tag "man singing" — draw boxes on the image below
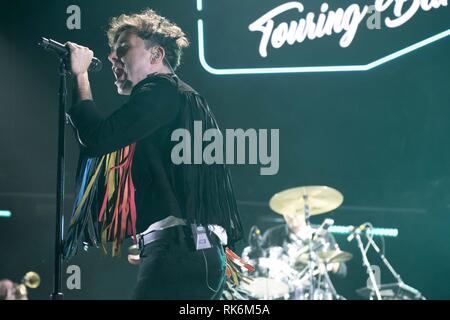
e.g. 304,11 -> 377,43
63,9 -> 244,300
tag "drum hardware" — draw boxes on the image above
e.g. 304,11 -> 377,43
356,282 -> 425,300
240,253 -> 298,300
269,185 -> 344,299
233,185 -> 425,300
255,185 -> 347,300
303,193 -> 315,299
288,251 -> 344,300
269,186 -> 344,300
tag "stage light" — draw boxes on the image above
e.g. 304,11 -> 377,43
0,210 -> 12,218
328,225 -> 399,237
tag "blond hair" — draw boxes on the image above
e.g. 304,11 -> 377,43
107,9 -> 189,70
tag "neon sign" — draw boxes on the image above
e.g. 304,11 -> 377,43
249,2 -> 369,57
249,0 -> 448,57
196,0 -> 449,74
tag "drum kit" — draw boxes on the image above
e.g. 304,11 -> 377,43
228,185 -> 425,300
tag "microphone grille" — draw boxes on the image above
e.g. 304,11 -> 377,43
89,58 -> 103,72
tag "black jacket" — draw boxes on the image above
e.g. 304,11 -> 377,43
64,73 -> 243,259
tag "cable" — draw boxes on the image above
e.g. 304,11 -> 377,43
202,249 -> 219,293
164,56 -> 177,76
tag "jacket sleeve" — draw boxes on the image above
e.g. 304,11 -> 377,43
67,79 -> 180,157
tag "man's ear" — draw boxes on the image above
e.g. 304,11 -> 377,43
150,46 -> 165,64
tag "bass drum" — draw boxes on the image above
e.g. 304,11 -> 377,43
239,277 -> 291,300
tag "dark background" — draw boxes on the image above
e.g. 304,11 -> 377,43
0,0 -> 449,299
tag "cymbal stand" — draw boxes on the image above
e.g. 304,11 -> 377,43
320,263 -> 340,299
303,194 -> 316,300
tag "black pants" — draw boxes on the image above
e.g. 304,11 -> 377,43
132,226 -> 226,300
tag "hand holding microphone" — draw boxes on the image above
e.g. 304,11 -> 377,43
65,42 -> 95,76
39,37 -> 102,73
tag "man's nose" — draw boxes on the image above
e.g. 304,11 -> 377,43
108,50 -> 118,64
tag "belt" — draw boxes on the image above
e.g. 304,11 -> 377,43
137,225 -> 186,250
137,224 -> 221,251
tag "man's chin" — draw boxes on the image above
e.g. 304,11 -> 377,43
116,80 -> 133,96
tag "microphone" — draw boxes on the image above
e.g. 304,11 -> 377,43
347,223 -> 368,242
39,37 -> 102,72
248,225 -> 263,247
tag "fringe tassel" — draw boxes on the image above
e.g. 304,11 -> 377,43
182,93 -> 244,246
98,143 -> 138,256
64,144 -> 138,260
225,247 -> 255,287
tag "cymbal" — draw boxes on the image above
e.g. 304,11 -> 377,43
296,250 -> 353,265
269,186 -> 343,216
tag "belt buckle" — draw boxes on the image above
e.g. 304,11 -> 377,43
127,238 -> 142,266
138,234 -> 145,251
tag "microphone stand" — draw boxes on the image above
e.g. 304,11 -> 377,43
364,229 -> 425,300
50,58 -> 68,300
40,37 -> 102,300
353,231 -> 382,300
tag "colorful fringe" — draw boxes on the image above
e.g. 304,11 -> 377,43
64,144 -> 138,259
99,143 -> 138,256
225,247 -> 255,287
